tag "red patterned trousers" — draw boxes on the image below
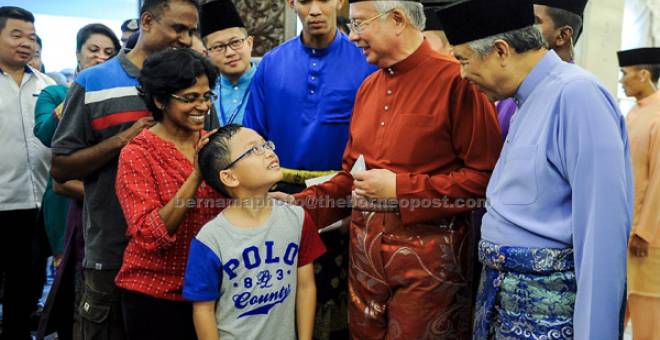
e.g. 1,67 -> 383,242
348,211 -> 476,339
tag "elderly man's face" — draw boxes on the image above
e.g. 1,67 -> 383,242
452,43 -> 506,100
348,2 -> 394,67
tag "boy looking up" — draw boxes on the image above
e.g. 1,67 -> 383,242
183,125 -> 325,340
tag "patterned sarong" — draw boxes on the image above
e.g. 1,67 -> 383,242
473,240 -> 576,339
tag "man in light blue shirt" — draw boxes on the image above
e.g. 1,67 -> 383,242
439,0 -> 632,339
200,0 -> 256,127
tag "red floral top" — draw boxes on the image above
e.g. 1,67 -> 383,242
115,129 -> 224,301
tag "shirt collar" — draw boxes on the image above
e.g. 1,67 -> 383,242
220,61 -> 257,88
638,89 -> 660,107
514,50 -> 562,107
0,64 -> 33,76
118,49 -> 141,78
297,29 -> 342,57
383,40 -> 433,76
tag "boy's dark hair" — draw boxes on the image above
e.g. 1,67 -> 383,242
138,48 -> 219,121
140,0 -> 200,19
35,34 -> 42,48
199,124 -> 243,197
76,23 -> 121,54
637,64 -> 660,84
0,6 -> 34,33
545,6 -> 584,43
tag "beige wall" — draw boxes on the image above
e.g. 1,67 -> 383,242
574,0 -> 625,96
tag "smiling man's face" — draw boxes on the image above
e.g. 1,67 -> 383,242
452,43 -> 509,101
0,18 -> 36,70
206,27 -> 253,80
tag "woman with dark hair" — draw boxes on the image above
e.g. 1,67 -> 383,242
114,48 -> 223,340
34,22 -> 119,340
74,23 -> 121,72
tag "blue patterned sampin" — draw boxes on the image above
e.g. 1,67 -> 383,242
473,240 -> 576,339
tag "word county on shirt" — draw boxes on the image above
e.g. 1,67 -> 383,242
223,241 -> 299,318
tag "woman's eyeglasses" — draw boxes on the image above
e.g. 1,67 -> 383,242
170,91 -> 218,105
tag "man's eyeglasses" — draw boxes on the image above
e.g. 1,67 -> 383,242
223,141 -> 276,170
347,9 -> 393,34
208,37 -> 247,54
170,91 -> 218,105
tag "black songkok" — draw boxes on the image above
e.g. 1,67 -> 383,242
533,0 -> 588,17
617,48 -> 660,67
423,2 -> 445,31
437,0 -> 535,46
200,0 -> 245,38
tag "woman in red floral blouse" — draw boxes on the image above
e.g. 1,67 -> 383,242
115,48 -> 223,340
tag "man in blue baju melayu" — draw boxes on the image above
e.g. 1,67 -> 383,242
437,0 -> 633,339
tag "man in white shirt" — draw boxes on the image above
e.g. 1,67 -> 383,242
0,6 -> 54,340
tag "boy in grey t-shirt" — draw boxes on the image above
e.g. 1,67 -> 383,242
183,125 -> 325,340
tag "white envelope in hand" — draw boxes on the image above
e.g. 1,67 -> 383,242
306,155 -> 367,233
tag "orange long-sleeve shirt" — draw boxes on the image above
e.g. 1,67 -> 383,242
296,41 -> 502,227
627,90 -> 660,247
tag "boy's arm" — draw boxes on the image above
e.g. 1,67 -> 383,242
193,301 -> 220,340
296,263 -> 316,340
184,237 -> 223,339
295,210 -> 326,340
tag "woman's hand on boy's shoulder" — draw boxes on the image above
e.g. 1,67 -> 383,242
192,129 -> 218,180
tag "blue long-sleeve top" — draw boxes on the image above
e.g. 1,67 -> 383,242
243,30 -> 377,171
213,61 -> 257,126
482,51 -> 633,339
34,84 -> 67,146
33,83 -> 69,253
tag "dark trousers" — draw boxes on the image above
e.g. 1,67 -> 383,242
0,209 -> 39,340
37,200 -> 85,340
121,290 -> 196,340
79,269 -> 125,340
32,209 -> 51,313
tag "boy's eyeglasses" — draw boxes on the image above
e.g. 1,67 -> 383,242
170,91 -> 218,105
208,37 -> 248,54
223,141 -> 276,170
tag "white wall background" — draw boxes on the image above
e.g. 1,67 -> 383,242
3,0 -> 139,73
34,15 -> 124,72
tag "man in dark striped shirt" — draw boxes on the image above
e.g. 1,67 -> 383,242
51,1 -> 199,338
